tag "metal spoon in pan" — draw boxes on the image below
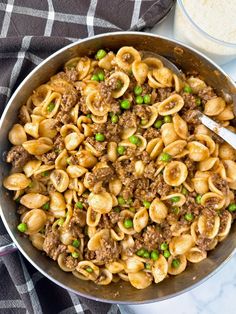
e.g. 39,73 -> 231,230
142,51 -> 236,150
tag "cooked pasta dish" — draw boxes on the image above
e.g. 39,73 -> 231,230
3,47 -> 236,289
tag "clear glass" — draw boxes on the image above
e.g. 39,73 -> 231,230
174,0 -> 236,65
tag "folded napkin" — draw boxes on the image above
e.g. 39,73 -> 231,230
0,1 -> 174,313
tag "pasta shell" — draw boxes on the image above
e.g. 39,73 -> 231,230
23,160 -> 42,177
163,161 -> 188,186
143,57 -> 163,70
116,46 -> 141,72
20,193 -> 49,209
106,261 -> 124,274
60,231 -> 74,245
108,71 -> 130,98
218,211 -> 232,241
173,114 -> 188,139
204,97 -> 226,116
151,254 -> 168,284
186,247 -> 207,263
109,179 -> 122,196
76,150 -> 97,168
173,74 -> 183,93
39,119 -> 57,138
140,106 -> 158,129
98,51 -> 115,70
107,142 -> 118,162
168,255 -> 187,275
162,193 -> 186,206
157,94 -> 184,116
216,105 -> 234,121
32,84 -> 52,107
169,234 -> 194,256
86,207 -> 101,227
153,67 -> 173,87
87,229 -> 110,250
86,90 -> 110,116
161,123 -> 179,146
187,77 -> 206,93
195,134 -> 215,155
96,269 -> 113,285
128,271 -> 152,289
50,170 -> 69,192
55,149 -> 68,170
22,209 -> 47,235
146,138 -> 163,160
133,208 -> 149,233
121,127 -> 137,140
198,157 -> 219,171
223,160 -> 236,182
163,140 -> 187,157
41,92 -> 61,118
58,253 -> 77,272
198,215 -> 220,239
132,60 -> 148,85
76,57 -> 91,80
149,198 -> 168,223
125,257 -> 144,273
134,160 -> 145,177
192,177 -> 209,194
50,191 -> 66,218
88,192 -> 113,214
22,137 -> 53,155
219,143 -> 236,160
76,261 -> 99,281
64,132 -> 84,151
30,233 -> 45,250
118,210 -> 136,235
8,124 -> 27,145
147,71 -> 165,88
200,192 -> 225,210
3,173 -> 30,191
187,141 -> 209,161
66,165 -> 88,178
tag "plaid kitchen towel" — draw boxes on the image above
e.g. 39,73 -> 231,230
0,0 -> 175,313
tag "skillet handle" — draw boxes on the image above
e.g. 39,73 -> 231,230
0,242 -> 18,257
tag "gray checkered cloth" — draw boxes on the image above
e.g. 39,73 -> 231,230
0,0 -> 174,313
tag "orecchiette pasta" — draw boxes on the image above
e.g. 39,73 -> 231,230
4,46 -> 236,290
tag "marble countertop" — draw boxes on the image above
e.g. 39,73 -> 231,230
119,7 -> 236,314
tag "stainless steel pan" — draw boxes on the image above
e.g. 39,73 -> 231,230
1,32 -> 236,304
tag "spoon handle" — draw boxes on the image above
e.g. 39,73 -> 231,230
199,113 -> 236,150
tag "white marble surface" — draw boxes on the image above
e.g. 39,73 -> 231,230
119,7 -> 236,314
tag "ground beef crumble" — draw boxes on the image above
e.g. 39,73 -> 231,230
6,145 -> 31,168
43,231 -> 66,260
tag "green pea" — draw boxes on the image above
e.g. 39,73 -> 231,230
96,49 -> 107,60
57,218 -> 64,226
163,250 -> 171,258
126,198 -> 133,205
129,135 -> 140,145
118,196 -> 125,206
181,187 -> 188,196
28,182 -> 33,188
143,251 -> 150,259
86,113 -> 92,118
143,200 -> 151,209
145,263 -> 151,270
86,266 -> 93,273
76,202 -> 83,209
196,195 -> 202,204
117,145 -> 126,155
160,243 -> 168,251
141,119 -> 148,125
171,196 -> 181,203
135,95 -> 143,104
42,202 -> 50,210
172,206 -> 180,215
123,218 -> 133,229
134,85 -> 143,96
17,223 -> 27,233
111,115 -> 119,123
129,207 -> 136,213
72,239 -> 80,248
184,213 -> 194,222
91,74 -> 99,81
136,248 -> 145,257
47,102 -> 55,112
195,97 -> 201,106
228,203 -> 236,212
172,258 -> 180,268
95,133 -> 105,142
66,158 -> 71,165
143,94 -> 151,104
42,171 -> 49,177
154,120 -> 163,129
120,99 -> 131,109
164,115 -> 172,123
15,197 -> 21,203
183,85 -> 193,93
160,152 -> 172,162
98,71 -> 105,81
113,207 -> 121,213
71,252 -> 79,258
151,250 -> 159,261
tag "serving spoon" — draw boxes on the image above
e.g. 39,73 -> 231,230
142,51 -> 236,150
